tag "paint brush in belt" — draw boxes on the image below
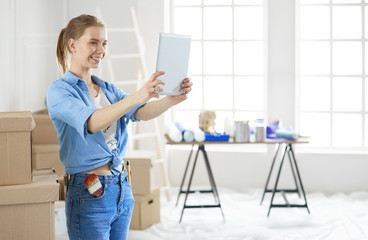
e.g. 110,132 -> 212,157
84,173 -> 102,197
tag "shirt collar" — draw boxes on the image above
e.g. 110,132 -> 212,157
62,71 -> 82,86
91,75 -> 107,91
62,71 -> 107,91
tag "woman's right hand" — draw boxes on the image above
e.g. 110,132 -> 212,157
131,71 -> 165,105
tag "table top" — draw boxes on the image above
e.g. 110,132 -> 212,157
164,134 -> 309,145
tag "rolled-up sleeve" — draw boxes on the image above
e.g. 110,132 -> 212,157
47,85 -> 97,142
111,83 -> 146,124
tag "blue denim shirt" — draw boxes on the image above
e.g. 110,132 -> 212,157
46,71 -> 144,175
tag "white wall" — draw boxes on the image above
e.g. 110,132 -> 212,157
267,0 -> 295,128
1,0 -> 63,112
168,145 -> 368,194
0,0 -> 16,111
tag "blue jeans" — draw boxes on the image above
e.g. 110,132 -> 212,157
65,170 -> 134,240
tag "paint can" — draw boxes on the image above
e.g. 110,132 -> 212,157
255,126 -> 265,142
234,121 -> 250,142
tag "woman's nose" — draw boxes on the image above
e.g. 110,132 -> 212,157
96,44 -> 105,53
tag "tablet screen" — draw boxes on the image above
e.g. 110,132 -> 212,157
155,33 -> 191,95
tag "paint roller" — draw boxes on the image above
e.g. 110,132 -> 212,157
275,129 -> 299,140
175,122 -> 194,142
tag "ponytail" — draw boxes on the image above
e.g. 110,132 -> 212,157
56,28 -> 67,74
56,14 -> 105,75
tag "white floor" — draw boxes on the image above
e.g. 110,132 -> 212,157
55,188 -> 368,240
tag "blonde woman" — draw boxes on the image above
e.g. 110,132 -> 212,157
47,14 -> 192,240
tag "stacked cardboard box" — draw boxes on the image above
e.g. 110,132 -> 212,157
125,150 -> 161,230
130,188 -> 160,230
0,112 -> 59,239
0,169 -> 59,240
32,111 -> 65,200
0,111 -> 35,185
32,144 -> 63,175
31,111 -> 58,145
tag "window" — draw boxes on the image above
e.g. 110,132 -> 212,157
297,0 -> 368,148
169,0 -> 266,132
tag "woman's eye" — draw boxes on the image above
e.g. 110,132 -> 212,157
91,42 -> 97,45
103,42 -> 107,46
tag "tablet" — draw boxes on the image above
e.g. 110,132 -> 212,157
155,33 -> 191,95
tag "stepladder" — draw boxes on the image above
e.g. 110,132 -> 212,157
96,7 -> 171,201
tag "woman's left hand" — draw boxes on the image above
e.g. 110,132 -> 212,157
166,77 -> 193,106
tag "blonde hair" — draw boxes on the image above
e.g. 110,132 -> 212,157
56,14 -> 105,74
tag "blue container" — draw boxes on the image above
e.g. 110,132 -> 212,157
205,133 -> 230,141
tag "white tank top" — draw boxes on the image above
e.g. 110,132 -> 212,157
92,88 -> 118,151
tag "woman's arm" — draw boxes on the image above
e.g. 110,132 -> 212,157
87,96 -> 136,133
87,72 -> 166,133
134,77 -> 193,121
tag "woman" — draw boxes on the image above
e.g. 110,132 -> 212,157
46,14 -> 192,240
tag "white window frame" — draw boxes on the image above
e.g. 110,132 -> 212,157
296,0 -> 368,151
167,0 -> 268,136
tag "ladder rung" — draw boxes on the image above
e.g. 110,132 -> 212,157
107,28 -> 135,33
110,53 -> 141,59
160,186 -> 170,191
153,158 -> 165,164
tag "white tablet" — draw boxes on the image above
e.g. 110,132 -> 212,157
155,33 -> 191,95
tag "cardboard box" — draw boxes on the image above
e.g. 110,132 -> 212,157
32,144 -> 64,177
130,188 -> 160,230
0,111 -> 35,185
32,112 -> 58,145
0,169 -> 59,240
31,168 -> 65,200
125,150 -> 158,195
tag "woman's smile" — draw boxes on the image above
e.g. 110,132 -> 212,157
90,55 -> 102,64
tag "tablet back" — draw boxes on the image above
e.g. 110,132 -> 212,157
155,33 -> 191,95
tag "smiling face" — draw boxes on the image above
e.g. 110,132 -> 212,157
68,26 -> 107,72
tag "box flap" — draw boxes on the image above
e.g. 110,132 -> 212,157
33,112 -> 52,123
32,168 -> 56,177
0,170 -> 59,205
0,111 -> 36,132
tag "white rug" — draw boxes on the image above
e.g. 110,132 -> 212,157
56,188 -> 368,240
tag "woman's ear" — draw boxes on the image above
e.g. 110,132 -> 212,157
68,38 -> 76,53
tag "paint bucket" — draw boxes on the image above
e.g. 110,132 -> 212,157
234,121 -> 250,142
255,126 -> 265,142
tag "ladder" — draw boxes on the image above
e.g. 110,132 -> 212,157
96,7 -> 171,201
